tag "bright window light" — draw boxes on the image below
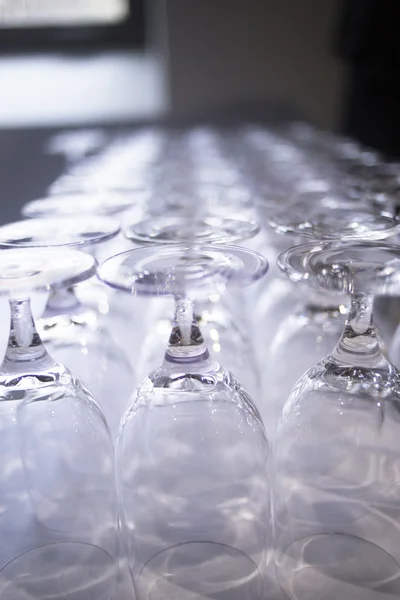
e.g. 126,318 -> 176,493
0,0 -> 130,28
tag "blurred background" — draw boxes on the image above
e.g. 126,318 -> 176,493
0,0 -> 397,223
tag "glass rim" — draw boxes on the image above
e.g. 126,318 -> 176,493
0,216 -> 120,249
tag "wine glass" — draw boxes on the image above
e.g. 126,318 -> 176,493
123,212 -> 260,246
274,240 -> 400,600
123,214 -> 262,400
21,192 -> 141,221
0,247 -> 119,600
257,201 -> 400,437
98,244 -> 270,600
0,217 -> 136,438
47,128 -> 162,197
21,192 -> 146,259
20,193 -> 151,352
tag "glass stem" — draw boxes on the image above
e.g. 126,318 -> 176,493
0,297 -> 55,372
163,296 -> 213,367
330,292 -> 387,368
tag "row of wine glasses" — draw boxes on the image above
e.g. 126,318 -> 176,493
0,241 -> 269,600
1,121 -> 400,600
237,124 -> 400,599
0,122 -> 272,597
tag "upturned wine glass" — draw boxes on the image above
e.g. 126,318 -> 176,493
20,194 -> 151,360
21,192 -> 145,259
21,192 -> 140,221
0,247 -> 119,600
0,217 -> 135,438
257,201 -> 400,436
98,244 -> 270,600
47,128 -> 162,197
274,240 -> 400,600
123,214 -> 262,400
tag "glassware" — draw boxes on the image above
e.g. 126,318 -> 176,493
0,247 -> 118,600
268,198 -> 399,241
274,240 -> 400,600
47,129 -> 162,197
123,213 -> 260,246
256,201 -> 400,437
21,192 -> 145,258
0,217 -> 135,438
98,244 -> 270,600
21,192 -> 140,220
123,215 -> 262,400
20,192 -> 148,330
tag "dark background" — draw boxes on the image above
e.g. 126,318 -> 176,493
0,0 -> 397,224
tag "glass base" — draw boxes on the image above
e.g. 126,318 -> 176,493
0,542 -> 116,600
269,202 -> 399,241
98,245 -> 268,297
0,248 -> 95,294
281,241 -> 400,296
277,533 -> 400,600
0,216 -> 119,249
124,215 -> 259,245
136,542 -> 262,600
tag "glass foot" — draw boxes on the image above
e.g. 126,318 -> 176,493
278,533 -> 400,600
137,542 -> 262,600
22,193 -> 134,219
280,241 -> 400,296
268,201 -> 399,241
98,245 -> 268,298
0,542 -> 116,600
0,216 -> 119,249
0,248 -> 95,294
123,215 -> 259,245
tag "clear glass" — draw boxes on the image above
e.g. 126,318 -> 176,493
123,213 -> 260,246
136,293 -> 261,401
274,241 -> 400,600
98,245 -> 270,600
39,286 -> 135,437
48,165 -> 148,196
46,128 -> 162,197
0,217 -> 136,438
254,202 -> 399,438
261,290 -> 347,437
0,248 -> 119,600
123,215 -> 262,399
0,216 -> 120,249
21,193 -> 141,257
22,192 -> 138,220
267,200 -> 400,241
